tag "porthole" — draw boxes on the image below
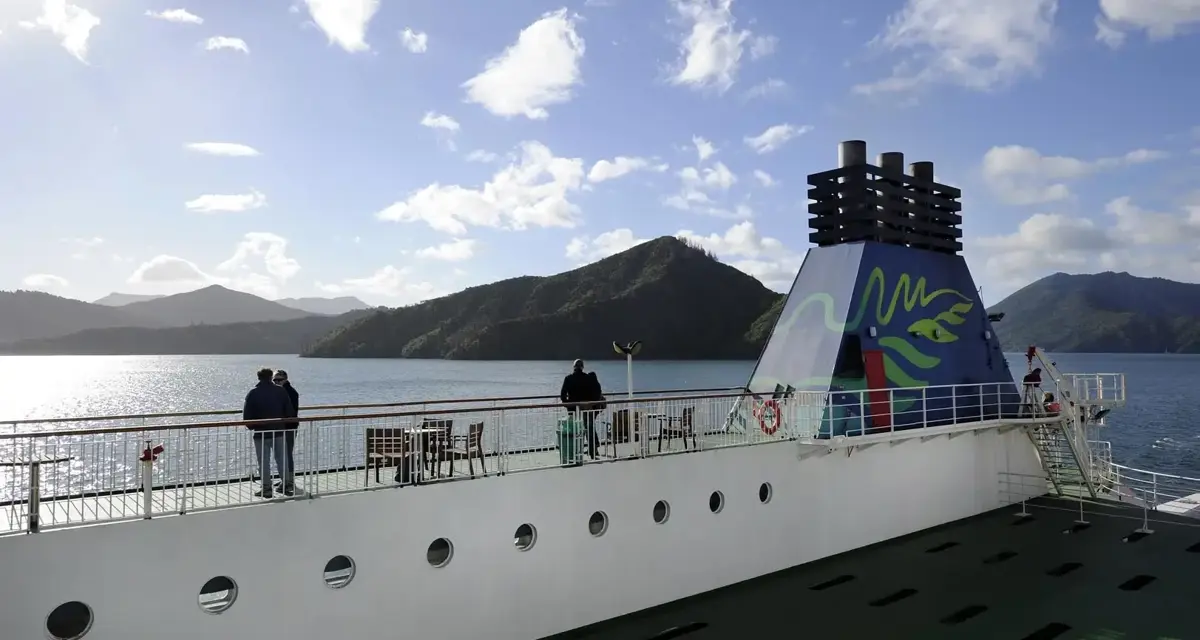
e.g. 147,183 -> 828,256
588,511 -> 609,537
514,524 -> 537,551
653,500 -> 670,524
198,576 -> 237,614
427,538 -> 453,568
45,601 -> 92,639
759,482 -> 773,504
709,491 -> 725,514
322,555 -> 356,589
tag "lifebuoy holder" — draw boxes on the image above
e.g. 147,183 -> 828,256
754,399 -> 781,436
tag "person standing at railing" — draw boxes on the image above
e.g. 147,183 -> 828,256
242,367 -> 295,498
273,369 -> 300,496
560,359 -> 604,460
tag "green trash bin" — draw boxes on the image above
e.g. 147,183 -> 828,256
557,417 -> 580,465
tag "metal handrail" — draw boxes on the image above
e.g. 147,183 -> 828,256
0,379 -> 1068,439
0,390 -> 760,440
1,385 -> 745,427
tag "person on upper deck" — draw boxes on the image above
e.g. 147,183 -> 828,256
560,359 -> 604,460
242,367 -> 295,498
273,369 -> 300,496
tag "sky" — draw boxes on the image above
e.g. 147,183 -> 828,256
2,0 -> 1200,307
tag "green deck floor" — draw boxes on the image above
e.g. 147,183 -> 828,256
550,496 -> 1200,640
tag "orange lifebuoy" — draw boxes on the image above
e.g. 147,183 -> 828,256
755,399 -> 781,436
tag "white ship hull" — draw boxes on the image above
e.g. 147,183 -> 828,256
1,427 -> 1043,639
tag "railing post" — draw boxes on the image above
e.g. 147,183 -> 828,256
921,386 -> 931,427
27,461 -> 41,533
142,439 -> 154,520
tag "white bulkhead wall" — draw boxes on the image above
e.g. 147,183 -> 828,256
0,430 -> 1043,640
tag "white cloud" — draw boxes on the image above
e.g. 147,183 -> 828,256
420,111 -> 460,132
20,0 -> 101,63
462,9 -> 585,120
185,189 -> 267,213
216,232 -> 301,283
749,34 -> 777,59
743,78 -> 787,100
376,141 -> 584,235
466,150 -> 499,163
676,221 -> 802,289
680,162 -> 736,190
974,194 -> 1200,292
586,157 -> 667,183
146,9 -> 203,25
669,0 -> 750,92
205,36 -> 249,53
981,145 -> 1168,205
22,273 -> 69,290
61,236 -> 104,260
316,265 -> 438,303
127,255 -> 213,285
752,169 -> 776,187
303,0 -> 379,53
565,229 -> 651,263
693,135 -> 716,162
1095,15 -> 1126,48
664,161 -> 746,217
126,234 -> 300,297
61,236 -> 103,248
1095,0 -> 1200,43
855,0 -> 1057,95
744,123 -> 810,154
185,142 -> 261,157
400,27 -> 427,53
415,238 -> 477,262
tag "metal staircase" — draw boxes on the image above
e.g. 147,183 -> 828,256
1021,347 -> 1100,499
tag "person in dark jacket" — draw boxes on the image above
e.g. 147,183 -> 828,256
243,367 -> 295,498
273,369 -> 300,496
560,359 -> 604,459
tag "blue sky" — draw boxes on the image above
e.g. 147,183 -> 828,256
2,0 -> 1200,306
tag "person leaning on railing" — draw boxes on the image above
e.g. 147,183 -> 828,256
242,367 -> 296,498
560,359 -> 605,460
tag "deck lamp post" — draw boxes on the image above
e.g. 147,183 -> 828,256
612,341 -> 642,400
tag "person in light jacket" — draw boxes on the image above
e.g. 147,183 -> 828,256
242,368 -> 295,498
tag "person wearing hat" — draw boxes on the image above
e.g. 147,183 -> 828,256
560,359 -> 605,459
272,369 -> 300,496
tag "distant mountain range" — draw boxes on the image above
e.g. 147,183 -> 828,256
989,271 -> 1200,353
0,285 -> 372,347
94,291 -> 368,316
8,256 -> 1198,357
0,310 -> 376,355
304,236 -> 784,360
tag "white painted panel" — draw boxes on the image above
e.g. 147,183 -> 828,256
0,429 -> 1043,640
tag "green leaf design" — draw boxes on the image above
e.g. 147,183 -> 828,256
907,318 -> 959,343
878,336 -> 940,369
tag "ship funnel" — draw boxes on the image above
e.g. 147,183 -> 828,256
839,140 -> 867,168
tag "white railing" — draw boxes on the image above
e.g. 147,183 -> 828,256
0,381 -> 1090,535
1058,372 -> 1126,406
0,386 -> 746,432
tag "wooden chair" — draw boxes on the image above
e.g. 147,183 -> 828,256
365,427 -> 411,484
449,422 -> 487,477
422,418 -> 454,479
658,406 -> 697,452
610,409 -> 642,457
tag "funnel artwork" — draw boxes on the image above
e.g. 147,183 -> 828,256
728,141 -> 1018,438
